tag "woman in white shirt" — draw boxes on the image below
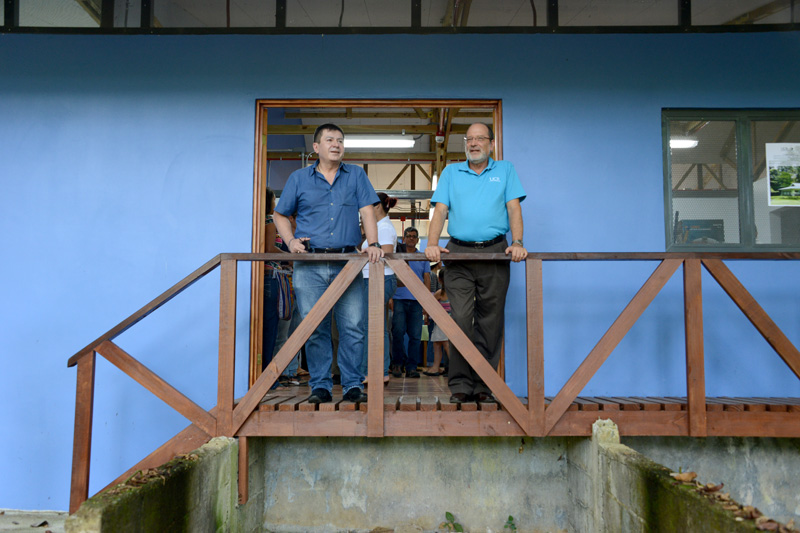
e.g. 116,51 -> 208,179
360,192 -> 398,384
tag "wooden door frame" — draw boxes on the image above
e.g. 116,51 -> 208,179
249,98 -> 503,386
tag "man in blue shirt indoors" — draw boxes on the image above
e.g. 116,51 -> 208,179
273,123 -> 383,404
390,226 -> 431,379
424,122 -> 528,405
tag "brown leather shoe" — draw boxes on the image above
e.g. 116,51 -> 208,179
449,392 -> 471,404
474,392 -> 497,403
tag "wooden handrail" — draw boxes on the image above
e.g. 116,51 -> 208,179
67,254 -> 223,367
68,251 -> 800,513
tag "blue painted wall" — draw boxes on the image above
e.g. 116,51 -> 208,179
2,31 -> 799,511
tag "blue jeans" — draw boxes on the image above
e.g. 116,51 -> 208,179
274,301 -> 301,377
262,274 -> 280,371
391,298 -> 423,372
360,274 -> 397,376
293,260 -> 365,394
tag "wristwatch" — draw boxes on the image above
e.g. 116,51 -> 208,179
368,242 -> 381,248
511,239 -> 524,247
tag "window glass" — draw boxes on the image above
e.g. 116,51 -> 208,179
20,0 -> 98,27
560,0 -> 678,26
287,0 -> 409,27
752,120 -> 800,246
669,119 -> 740,246
692,0 -> 795,25
155,0 -> 276,28
422,0 -> 547,27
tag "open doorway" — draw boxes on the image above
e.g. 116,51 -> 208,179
249,99 -> 503,385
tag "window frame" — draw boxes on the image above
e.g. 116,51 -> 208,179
663,108 -> 800,252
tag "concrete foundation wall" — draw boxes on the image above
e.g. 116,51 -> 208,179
65,429 -> 799,532
257,437 -> 571,533
624,437 -> 800,525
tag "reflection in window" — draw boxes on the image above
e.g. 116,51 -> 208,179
752,120 -> 800,246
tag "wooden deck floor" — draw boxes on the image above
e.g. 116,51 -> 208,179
237,372 -> 800,438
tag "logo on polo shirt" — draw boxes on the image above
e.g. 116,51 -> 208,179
489,176 -> 501,182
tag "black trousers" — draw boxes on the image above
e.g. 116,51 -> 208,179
444,238 -> 510,396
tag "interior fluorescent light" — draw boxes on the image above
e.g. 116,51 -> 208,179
670,139 -> 699,149
344,136 -> 415,149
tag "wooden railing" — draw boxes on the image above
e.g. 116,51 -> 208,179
67,252 -> 800,513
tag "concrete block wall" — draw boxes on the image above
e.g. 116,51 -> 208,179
256,436 -> 571,533
64,427 -> 796,532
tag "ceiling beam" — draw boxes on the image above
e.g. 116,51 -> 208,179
267,124 -> 470,135
75,0 -> 102,24
266,151 -> 466,162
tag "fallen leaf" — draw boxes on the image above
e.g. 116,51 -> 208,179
756,521 -> 779,531
718,492 -> 731,501
30,520 -> 49,527
670,471 -> 697,482
703,482 -> 724,493
723,505 -> 739,511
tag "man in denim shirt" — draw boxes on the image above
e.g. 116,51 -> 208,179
274,124 -> 383,404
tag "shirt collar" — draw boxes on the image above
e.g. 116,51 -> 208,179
311,160 -> 349,177
459,157 -> 496,176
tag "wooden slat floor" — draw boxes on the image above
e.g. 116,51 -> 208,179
255,373 -> 800,414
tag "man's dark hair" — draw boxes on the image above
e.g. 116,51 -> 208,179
404,226 -> 419,237
314,123 -> 345,143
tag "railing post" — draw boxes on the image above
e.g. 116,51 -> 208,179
69,351 -> 96,514
683,259 -> 707,437
238,436 -> 249,504
526,259 -> 545,436
367,262 -> 385,437
218,259 -> 237,437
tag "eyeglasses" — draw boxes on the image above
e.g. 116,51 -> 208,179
464,136 -> 491,143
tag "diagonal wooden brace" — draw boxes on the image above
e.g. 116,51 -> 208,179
703,259 -> 800,381
231,256 -> 367,434
544,259 -> 682,435
386,258 -> 532,434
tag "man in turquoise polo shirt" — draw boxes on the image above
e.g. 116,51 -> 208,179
425,122 -> 528,404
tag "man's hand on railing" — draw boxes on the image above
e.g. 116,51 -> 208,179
425,244 -> 449,263
366,244 -> 384,263
288,237 -> 309,253
505,243 -> 528,262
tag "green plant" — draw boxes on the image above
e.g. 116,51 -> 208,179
503,515 -> 518,531
439,511 -> 464,532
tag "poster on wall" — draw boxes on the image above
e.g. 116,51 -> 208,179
767,143 -> 800,207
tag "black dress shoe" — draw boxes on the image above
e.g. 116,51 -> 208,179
474,392 -> 497,403
449,392 -> 471,404
307,388 -> 332,404
343,388 -> 368,402
406,369 -> 421,378
391,365 -> 402,378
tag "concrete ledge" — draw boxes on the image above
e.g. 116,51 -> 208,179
569,420 -> 764,533
65,437 -> 241,533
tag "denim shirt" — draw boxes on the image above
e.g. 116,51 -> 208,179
276,161 -> 378,249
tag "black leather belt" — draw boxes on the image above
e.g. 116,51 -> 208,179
308,246 -> 357,253
449,235 -> 504,249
